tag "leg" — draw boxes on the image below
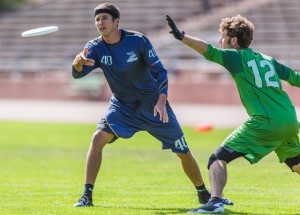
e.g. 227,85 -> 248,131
85,130 -> 115,184
209,160 -> 227,198
284,155 -> 300,175
207,146 -> 245,198
188,161 -> 227,215
292,164 -> 300,175
176,152 -> 204,186
187,148 -> 243,213
176,151 -> 211,204
74,130 -> 115,207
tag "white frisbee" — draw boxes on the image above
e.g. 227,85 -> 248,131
21,26 -> 59,37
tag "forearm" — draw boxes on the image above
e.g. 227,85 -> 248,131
72,66 -> 84,79
150,66 -> 168,95
72,47 -> 95,77
181,34 -> 208,55
157,93 -> 167,106
276,61 -> 300,87
72,65 -> 92,79
72,57 -> 96,79
287,70 -> 300,87
72,60 -> 83,73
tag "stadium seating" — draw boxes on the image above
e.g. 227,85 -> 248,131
0,0 -> 205,73
1,0 -> 300,104
153,0 -> 300,74
0,0 -> 250,74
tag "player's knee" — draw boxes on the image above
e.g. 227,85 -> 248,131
208,153 -> 218,170
207,146 -> 244,170
176,151 -> 193,160
292,164 -> 300,175
284,155 -> 300,173
91,130 -> 110,149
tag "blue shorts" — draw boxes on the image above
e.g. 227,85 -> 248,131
96,95 -> 189,153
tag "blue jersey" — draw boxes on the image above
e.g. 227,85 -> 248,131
72,29 -> 168,102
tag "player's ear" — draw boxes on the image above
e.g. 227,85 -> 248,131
115,18 -> 120,28
231,37 -> 238,46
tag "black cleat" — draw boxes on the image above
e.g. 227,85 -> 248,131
73,194 -> 94,207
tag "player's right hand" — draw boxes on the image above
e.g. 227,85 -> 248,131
77,48 -> 95,66
166,15 -> 185,40
73,48 -> 95,72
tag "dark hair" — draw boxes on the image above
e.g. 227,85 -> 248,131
219,14 -> 254,48
94,3 -> 120,19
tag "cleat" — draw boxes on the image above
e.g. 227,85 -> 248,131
188,197 -> 224,214
73,194 -> 94,207
198,191 -> 233,206
220,197 -> 233,206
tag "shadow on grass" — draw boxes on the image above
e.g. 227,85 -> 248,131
224,208 -> 262,215
224,209 -> 300,215
90,205 -> 300,215
93,205 -> 190,214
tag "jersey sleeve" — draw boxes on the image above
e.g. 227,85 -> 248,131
203,44 -> 241,76
274,59 -> 300,87
72,42 -> 99,79
141,36 -> 168,96
203,44 -> 224,65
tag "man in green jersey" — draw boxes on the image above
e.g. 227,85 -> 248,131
166,14 -> 300,214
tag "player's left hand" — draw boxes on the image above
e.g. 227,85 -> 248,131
154,94 -> 169,123
166,15 -> 185,40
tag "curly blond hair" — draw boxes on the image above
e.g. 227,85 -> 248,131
219,15 -> 254,48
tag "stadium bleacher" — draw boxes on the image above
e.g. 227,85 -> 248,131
1,0 -> 300,104
0,0 -> 205,73
153,0 -> 300,74
0,0 -> 251,74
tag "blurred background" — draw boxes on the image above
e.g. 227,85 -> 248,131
1,0 -> 300,126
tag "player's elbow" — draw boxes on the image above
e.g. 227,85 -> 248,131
72,72 -> 81,79
72,67 -> 84,79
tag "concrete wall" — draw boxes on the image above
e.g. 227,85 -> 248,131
1,74 -> 300,107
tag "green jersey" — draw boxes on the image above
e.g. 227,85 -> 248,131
204,44 -> 300,124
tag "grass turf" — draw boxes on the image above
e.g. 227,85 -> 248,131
0,121 -> 299,215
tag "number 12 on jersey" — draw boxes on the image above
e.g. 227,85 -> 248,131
247,59 -> 279,88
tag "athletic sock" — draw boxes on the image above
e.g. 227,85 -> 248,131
84,184 -> 94,197
195,184 -> 208,193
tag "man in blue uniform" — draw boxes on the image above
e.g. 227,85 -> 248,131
72,2 -> 221,207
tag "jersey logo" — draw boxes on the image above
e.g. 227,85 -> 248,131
126,51 -> 138,63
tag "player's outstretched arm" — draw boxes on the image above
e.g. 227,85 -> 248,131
166,15 -> 209,55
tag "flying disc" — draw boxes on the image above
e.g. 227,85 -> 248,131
21,26 -> 59,37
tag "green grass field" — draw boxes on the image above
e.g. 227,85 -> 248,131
0,121 -> 299,215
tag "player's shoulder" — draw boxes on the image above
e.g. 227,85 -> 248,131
258,51 -> 274,61
245,49 -> 275,62
123,29 -> 148,43
125,29 -> 143,36
88,36 -> 104,46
